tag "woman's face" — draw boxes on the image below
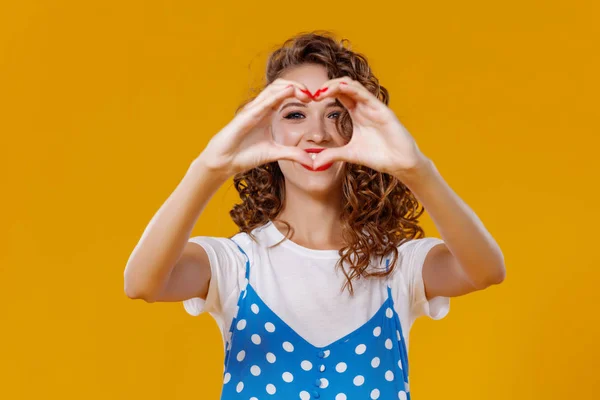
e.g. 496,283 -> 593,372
271,63 -> 348,195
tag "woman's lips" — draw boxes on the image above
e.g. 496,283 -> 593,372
301,148 -> 332,171
301,163 -> 334,171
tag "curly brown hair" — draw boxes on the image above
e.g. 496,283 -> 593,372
229,30 -> 427,295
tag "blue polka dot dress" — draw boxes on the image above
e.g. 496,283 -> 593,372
220,239 -> 411,400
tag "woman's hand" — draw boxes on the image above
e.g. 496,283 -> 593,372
311,77 -> 430,179
198,79 -> 315,178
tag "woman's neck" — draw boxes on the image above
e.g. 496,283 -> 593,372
273,186 -> 345,251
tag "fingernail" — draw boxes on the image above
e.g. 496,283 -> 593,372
314,87 -> 328,98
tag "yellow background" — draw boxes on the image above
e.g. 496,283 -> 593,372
1,0 -> 598,399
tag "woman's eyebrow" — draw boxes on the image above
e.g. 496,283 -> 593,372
279,100 -> 341,112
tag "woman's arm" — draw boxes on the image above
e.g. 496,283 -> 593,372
400,158 -> 506,299
123,157 -> 228,302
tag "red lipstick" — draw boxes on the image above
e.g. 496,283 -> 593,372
301,148 -> 334,171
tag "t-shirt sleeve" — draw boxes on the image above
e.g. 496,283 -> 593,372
182,236 -> 246,317
398,237 -> 451,323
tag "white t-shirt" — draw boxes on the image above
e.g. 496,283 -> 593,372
183,220 -> 450,352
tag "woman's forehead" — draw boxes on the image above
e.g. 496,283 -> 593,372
280,64 -> 329,91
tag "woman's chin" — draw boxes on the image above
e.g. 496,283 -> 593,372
285,163 -> 342,191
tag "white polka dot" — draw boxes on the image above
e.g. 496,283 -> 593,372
283,341 -> 294,352
323,349 -> 330,358
242,290 -> 247,299
405,381 -> 410,392
385,338 -> 393,349
336,394 -> 347,400
386,307 -> 393,318
223,372 -> 231,384
385,370 -> 394,381
250,365 -> 261,376
398,390 -> 407,400
398,360 -> 403,369
236,350 -> 245,361
371,357 -> 380,368
266,383 -> 276,395
319,364 -> 325,372
320,378 -> 329,388
236,382 -> 244,393
251,303 -> 259,314
282,372 -> 294,382
265,322 -> 275,332
355,344 -> 367,355
300,391 -> 310,400
370,388 -> 380,399
250,398 -> 258,400
237,319 -> 246,330
373,326 -> 381,337
251,334 -> 261,345
397,330 -> 401,340
335,362 -> 347,373
301,360 -> 312,371
266,352 -> 276,363
353,375 -> 365,386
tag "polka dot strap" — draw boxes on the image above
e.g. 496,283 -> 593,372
385,258 -> 393,296
230,239 -> 251,281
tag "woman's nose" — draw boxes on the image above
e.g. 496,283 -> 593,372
306,122 -> 330,142
309,130 -> 327,142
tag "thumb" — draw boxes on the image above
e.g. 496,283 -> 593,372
268,143 -> 315,167
313,146 -> 349,169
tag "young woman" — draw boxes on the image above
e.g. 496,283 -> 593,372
124,31 -> 506,400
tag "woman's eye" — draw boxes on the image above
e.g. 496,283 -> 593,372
284,112 -> 304,120
284,111 -> 341,120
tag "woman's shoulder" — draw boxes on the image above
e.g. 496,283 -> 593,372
189,222 -> 270,251
398,236 -> 444,250
378,236 -> 445,279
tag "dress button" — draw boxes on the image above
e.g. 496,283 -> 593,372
312,391 -> 320,399
319,364 -> 326,372
314,378 -> 321,387
317,350 -> 325,358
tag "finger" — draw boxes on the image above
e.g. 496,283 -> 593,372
267,143 -> 315,167
250,82 -> 312,120
239,84 -> 305,131
330,90 -> 356,112
256,79 -> 313,107
313,81 -> 356,111
313,146 -> 352,169
230,81 -> 312,142
276,79 -> 314,103
314,78 -> 378,110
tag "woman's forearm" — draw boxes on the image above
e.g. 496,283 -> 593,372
123,157 -> 229,300
399,158 -> 506,288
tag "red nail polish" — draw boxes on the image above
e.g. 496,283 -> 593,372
300,89 -> 313,98
314,87 -> 327,98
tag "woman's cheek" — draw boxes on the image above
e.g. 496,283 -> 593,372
275,125 -> 302,145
